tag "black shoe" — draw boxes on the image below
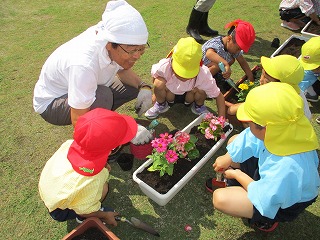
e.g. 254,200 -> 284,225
186,8 -> 205,44
271,38 -> 280,48
108,145 -> 122,163
198,12 -> 218,37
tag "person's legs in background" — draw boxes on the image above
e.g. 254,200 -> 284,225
186,0 -> 218,43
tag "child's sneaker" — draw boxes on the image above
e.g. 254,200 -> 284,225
280,21 -> 300,31
191,103 -> 209,115
305,92 -> 319,102
145,101 -> 170,119
254,221 -> 279,232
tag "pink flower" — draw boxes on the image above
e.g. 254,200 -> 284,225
174,131 -> 190,144
151,138 -> 168,152
166,150 -> 178,163
203,112 -> 214,121
204,128 -> 214,139
184,224 -> 192,232
159,132 -> 173,144
209,122 -> 217,131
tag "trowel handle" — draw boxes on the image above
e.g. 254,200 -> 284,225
115,216 -> 132,225
115,216 -> 125,222
218,62 -> 226,72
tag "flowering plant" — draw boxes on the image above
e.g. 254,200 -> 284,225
197,113 -> 226,141
147,131 -> 200,177
236,79 -> 260,102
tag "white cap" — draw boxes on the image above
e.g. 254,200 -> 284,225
96,0 -> 148,45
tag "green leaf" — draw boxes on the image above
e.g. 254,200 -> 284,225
188,149 -> 200,159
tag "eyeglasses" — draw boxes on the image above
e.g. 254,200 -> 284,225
118,43 -> 150,56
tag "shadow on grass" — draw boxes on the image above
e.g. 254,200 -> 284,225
237,209 -> 320,239
248,35 -> 277,63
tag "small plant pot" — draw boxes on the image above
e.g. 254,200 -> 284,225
130,141 -> 153,160
62,217 -> 119,240
117,153 -> 134,171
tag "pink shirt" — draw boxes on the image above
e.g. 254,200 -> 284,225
151,58 -> 221,98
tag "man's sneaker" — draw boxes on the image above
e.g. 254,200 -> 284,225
191,103 -> 209,115
316,116 -> 320,124
280,21 -> 300,31
145,101 -> 170,119
305,92 -> 319,102
254,221 -> 279,232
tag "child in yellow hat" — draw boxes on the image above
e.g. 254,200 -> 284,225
145,37 -> 225,119
299,36 -> 320,124
210,83 -> 319,232
227,54 -> 312,120
299,37 -> 320,103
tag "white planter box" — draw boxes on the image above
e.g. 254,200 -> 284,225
132,114 -> 233,206
301,20 -> 320,38
270,35 -> 310,58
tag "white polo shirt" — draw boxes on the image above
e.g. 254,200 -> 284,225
33,26 -> 121,114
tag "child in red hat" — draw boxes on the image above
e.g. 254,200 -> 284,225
38,108 -> 138,226
202,19 -> 255,87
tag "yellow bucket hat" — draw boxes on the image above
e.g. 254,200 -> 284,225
261,55 -> 304,93
299,36 -> 320,70
237,82 -> 318,156
171,37 -> 202,79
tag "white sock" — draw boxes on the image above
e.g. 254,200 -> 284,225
306,86 -> 317,96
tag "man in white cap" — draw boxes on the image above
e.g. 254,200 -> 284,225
33,0 -> 152,127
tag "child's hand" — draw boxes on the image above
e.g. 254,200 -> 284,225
222,65 -> 232,79
224,168 -> 241,179
102,211 -> 118,227
213,154 -> 232,172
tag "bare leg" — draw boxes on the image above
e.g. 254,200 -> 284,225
213,186 -> 254,218
153,78 -> 167,103
194,88 -> 207,105
185,90 -> 195,104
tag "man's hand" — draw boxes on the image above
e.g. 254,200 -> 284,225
135,88 -> 152,116
131,125 -> 153,145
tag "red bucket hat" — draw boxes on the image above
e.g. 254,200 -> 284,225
67,108 -> 137,176
225,19 -> 255,53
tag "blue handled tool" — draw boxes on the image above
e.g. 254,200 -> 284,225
218,62 -> 239,93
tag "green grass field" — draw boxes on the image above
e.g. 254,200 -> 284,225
1,0 -> 319,239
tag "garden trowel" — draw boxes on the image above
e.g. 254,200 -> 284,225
218,62 -> 239,93
115,216 -> 160,237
